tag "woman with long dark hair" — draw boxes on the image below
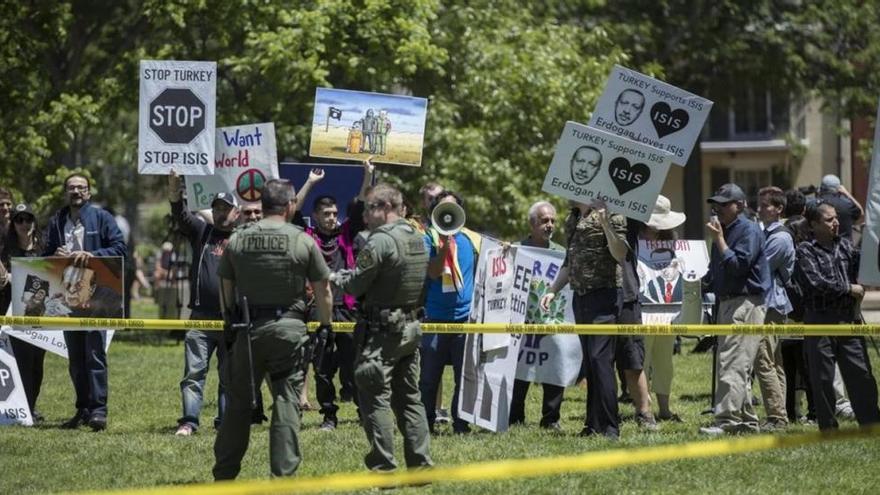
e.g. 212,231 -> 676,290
0,203 -> 47,422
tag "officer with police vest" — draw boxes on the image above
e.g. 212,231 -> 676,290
213,179 -> 333,480
331,183 -> 433,472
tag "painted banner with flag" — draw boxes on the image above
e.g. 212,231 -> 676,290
184,122 -> 279,211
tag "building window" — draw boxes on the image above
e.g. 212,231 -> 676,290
712,167 -> 775,207
704,87 -> 790,141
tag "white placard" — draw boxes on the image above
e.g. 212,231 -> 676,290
185,123 -> 279,210
138,60 -> 217,175
0,331 -> 33,426
458,332 -> 521,433
588,65 -> 713,166
636,240 -> 709,305
859,100 -> 880,285
542,121 -> 672,221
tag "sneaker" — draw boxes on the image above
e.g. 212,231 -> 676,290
540,421 -> 563,433
698,425 -> 726,436
836,403 -> 856,421
578,427 -> 619,440
61,410 -> 88,429
635,412 -> 659,431
320,418 -> 337,431
175,424 -> 194,436
760,419 -> 788,432
88,415 -> 107,432
435,408 -> 451,424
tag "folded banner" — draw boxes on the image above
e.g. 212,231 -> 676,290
184,122 -> 279,210
588,65 -> 713,166
858,99 -> 880,285
4,257 -> 123,358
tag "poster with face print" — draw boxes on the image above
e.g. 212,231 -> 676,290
542,121 -> 673,222
588,65 -> 713,166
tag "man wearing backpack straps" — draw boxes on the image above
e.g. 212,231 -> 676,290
756,187 -> 794,430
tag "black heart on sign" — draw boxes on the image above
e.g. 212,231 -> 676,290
608,157 -> 651,195
650,102 -> 690,138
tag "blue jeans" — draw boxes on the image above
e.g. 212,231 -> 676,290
418,330 -> 468,432
63,330 -> 108,418
179,329 -> 227,430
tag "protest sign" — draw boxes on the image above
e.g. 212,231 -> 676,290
458,332 -> 521,433
184,123 -> 278,210
859,100 -> 880,285
5,257 -> 123,358
0,331 -> 32,426
512,246 -> 582,387
138,60 -> 217,175
588,65 -> 713,166
636,240 -> 709,305
279,162 -> 366,222
542,121 -> 673,221
309,88 -> 428,167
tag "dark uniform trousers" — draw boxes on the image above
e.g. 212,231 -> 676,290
804,311 -> 880,430
63,330 -> 109,418
213,316 -> 307,479
780,338 -> 815,421
355,320 -> 432,471
574,288 -> 622,438
509,378 -> 564,426
313,305 -> 358,421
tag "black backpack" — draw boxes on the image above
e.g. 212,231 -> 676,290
766,223 -> 805,321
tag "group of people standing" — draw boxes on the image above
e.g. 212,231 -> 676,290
346,109 -> 392,156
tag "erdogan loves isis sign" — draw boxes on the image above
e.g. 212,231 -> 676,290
588,65 -> 713,166
542,121 -> 673,222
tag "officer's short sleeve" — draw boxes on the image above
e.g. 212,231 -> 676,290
304,235 -> 331,282
218,235 -> 237,280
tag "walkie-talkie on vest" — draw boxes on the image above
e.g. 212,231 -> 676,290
231,296 -> 258,410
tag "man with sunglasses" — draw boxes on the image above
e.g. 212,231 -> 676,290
240,201 -> 263,224
45,173 -> 126,431
700,183 -> 770,436
168,171 -> 240,437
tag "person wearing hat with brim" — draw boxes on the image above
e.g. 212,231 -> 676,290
638,195 -> 686,422
2,202 -> 48,422
700,183 -> 771,436
168,171 -> 242,436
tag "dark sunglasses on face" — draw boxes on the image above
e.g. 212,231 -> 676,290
14,216 -> 34,224
366,201 -> 386,211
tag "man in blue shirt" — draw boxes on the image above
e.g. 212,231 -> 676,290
700,183 -> 770,435
754,186 -> 793,430
419,191 -> 480,434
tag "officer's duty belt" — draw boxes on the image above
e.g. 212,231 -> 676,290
250,306 -> 305,321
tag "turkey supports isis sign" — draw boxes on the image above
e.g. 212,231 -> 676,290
138,60 -> 217,175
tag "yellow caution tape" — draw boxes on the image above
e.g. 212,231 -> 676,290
77,425 -> 880,495
3,315 -> 880,336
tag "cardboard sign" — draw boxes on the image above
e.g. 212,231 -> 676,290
5,257 -> 123,358
512,246 -> 582,387
279,162 -> 366,222
636,240 -> 709,305
0,331 -> 33,426
138,60 -> 217,175
309,88 -> 428,167
588,65 -> 713,166
184,123 -> 278,210
542,121 -> 673,221
859,100 -> 880,285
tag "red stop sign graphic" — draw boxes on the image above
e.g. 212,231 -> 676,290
237,169 -> 266,202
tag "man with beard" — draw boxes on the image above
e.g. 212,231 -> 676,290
45,173 -> 126,431
509,201 -> 566,431
303,159 -> 373,430
168,171 -> 240,436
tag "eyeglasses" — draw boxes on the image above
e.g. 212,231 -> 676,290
14,216 -> 34,224
366,201 -> 386,211
66,185 -> 89,192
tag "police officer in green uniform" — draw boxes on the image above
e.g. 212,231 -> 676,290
332,183 -> 433,471
213,179 -> 333,480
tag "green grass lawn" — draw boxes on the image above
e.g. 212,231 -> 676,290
3,299 -> 880,493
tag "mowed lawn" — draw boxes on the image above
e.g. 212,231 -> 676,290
3,300 -> 880,494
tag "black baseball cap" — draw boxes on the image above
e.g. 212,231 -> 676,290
11,203 -> 35,221
707,184 -> 746,204
211,192 -> 239,208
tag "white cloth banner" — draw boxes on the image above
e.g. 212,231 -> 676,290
588,65 -> 713,166
512,246 -> 582,387
138,60 -> 217,175
859,100 -> 880,285
185,123 -> 279,210
0,330 -> 33,426
542,121 -> 673,222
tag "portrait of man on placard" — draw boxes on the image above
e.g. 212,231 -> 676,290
570,146 -> 603,185
614,89 -> 645,126
49,263 -> 123,318
639,248 -> 685,304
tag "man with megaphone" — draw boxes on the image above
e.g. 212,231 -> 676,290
420,191 -> 482,434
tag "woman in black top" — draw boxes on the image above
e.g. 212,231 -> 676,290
1,203 -> 46,422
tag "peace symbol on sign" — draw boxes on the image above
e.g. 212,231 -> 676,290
236,169 -> 267,202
